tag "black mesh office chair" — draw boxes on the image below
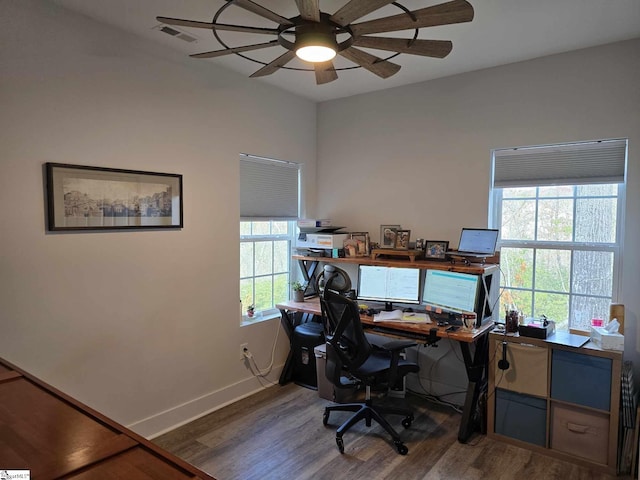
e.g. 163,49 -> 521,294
318,265 -> 420,455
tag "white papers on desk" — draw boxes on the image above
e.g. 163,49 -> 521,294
373,310 -> 431,323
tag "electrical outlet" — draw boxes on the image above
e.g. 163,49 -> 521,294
240,343 -> 249,360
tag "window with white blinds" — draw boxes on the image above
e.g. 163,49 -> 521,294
239,154 -> 300,323
490,139 -> 627,332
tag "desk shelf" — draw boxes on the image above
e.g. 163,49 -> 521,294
293,254 -> 499,275
370,248 -> 423,262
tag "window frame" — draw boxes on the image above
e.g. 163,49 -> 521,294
240,219 -> 296,324
490,183 -> 624,332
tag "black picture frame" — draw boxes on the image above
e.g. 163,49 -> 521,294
45,163 -> 183,231
424,240 -> 449,259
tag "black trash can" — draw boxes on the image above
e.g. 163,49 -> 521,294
291,322 -> 325,389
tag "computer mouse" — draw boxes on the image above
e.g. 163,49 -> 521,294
403,307 -> 414,313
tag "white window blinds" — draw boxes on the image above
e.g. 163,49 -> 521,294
493,139 -> 627,188
240,154 -> 300,219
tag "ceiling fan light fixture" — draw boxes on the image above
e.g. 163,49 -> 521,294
296,44 -> 336,62
295,31 -> 337,63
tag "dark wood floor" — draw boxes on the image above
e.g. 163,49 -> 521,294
154,383 -> 628,480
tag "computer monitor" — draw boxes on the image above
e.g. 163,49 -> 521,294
357,265 -> 421,310
422,269 -> 479,314
456,228 -> 499,256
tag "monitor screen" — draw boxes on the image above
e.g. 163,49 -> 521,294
357,265 -> 421,306
422,269 -> 479,313
457,228 -> 499,255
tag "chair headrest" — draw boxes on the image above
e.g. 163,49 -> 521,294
318,265 -> 351,294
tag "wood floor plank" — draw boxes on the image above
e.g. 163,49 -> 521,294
154,383 -> 628,480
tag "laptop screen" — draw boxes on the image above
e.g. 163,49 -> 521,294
457,228 -> 499,255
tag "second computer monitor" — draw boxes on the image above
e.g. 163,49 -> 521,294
422,269 -> 479,314
357,265 -> 421,310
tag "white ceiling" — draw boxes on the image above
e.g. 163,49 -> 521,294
52,0 -> 640,102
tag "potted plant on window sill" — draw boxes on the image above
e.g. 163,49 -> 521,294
246,304 -> 255,318
291,281 -> 305,302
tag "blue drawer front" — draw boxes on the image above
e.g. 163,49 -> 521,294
495,389 -> 547,446
551,349 -> 611,410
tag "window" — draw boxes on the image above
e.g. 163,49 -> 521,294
490,140 -> 626,332
239,154 -> 300,322
240,220 -> 295,319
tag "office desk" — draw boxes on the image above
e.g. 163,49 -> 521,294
276,297 -> 493,443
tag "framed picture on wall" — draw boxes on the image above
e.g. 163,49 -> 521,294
425,240 -> 449,260
379,225 -> 400,249
395,230 -> 411,250
45,163 -> 183,231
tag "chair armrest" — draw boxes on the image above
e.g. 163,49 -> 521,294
379,339 -> 417,352
382,340 -> 416,389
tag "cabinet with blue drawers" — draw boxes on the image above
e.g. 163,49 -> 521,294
487,332 -> 622,475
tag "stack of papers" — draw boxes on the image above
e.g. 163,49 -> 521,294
373,310 -> 431,323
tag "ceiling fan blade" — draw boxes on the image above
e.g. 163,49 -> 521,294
157,16 -> 280,35
339,47 -> 401,78
353,37 -> 453,58
314,61 -> 338,84
156,16 -> 214,29
191,40 -> 279,59
228,0 -> 293,26
250,51 -> 297,78
351,0 -> 474,36
295,0 -> 320,22
330,0 -> 395,27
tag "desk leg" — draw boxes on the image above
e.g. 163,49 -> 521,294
457,332 -> 489,443
279,309 -> 295,385
298,259 -> 320,297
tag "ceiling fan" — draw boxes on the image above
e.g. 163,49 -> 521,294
157,0 -> 474,85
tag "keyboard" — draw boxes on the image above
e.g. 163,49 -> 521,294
368,325 -> 429,341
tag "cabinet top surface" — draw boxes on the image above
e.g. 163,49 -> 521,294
490,331 -> 623,359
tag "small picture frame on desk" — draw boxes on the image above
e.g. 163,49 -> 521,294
395,230 -> 410,250
425,240 -> 449,260
379,225 -> 400,249
344,232 -> 369,257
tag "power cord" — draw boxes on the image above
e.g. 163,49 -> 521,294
242,319 -> 281,385
408,343 -> 464,414
407,387 -> 463,414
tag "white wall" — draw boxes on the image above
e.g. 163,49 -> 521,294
317,39 -> 640,382
0,0 -> 316,437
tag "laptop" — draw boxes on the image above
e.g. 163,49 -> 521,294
448,228 -> 499,257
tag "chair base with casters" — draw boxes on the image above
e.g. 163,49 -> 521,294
323,384 -> 414,455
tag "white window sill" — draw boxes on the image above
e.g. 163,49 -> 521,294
241,311 -> 281,327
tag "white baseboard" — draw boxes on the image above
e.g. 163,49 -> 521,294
127,363 -> 284,439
